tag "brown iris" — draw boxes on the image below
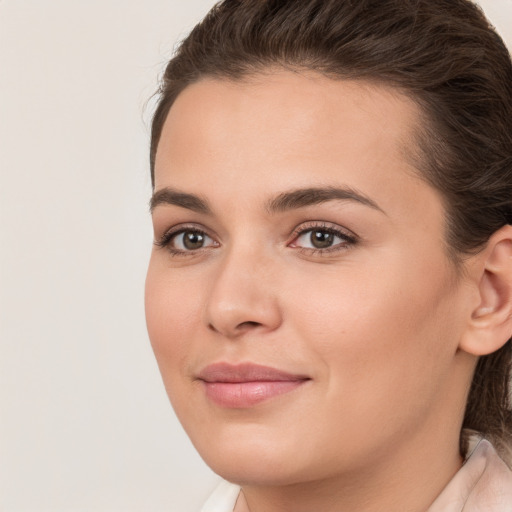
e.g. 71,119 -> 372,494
310,230 -> 334,249
183,231 -> 205,250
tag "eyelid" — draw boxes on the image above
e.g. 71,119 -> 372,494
288,221 -> 358,253
154,223 -> 219,254
290,221 -> 358,240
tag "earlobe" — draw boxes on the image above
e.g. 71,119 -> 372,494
460,225 -> 512,357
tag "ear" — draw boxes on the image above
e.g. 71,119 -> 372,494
459,225 -> 512,356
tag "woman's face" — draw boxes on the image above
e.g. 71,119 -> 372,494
146,71 -> 474,485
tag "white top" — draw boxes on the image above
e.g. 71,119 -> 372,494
200,439 -> 512,512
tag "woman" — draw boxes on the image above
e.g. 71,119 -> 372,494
145,0 -> 512,510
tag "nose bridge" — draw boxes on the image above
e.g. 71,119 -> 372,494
203,238 -> 281,337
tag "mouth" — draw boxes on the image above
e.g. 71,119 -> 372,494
196,362 -> 311,408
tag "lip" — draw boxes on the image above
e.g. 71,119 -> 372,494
197,362 -> 311,408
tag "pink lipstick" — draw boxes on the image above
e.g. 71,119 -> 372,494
197,363 -> 310,408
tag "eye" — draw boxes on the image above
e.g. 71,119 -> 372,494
155,227 -> 218,255
173,230 -> 213,250
299,229 -> 337,249
289,224 -> 357,253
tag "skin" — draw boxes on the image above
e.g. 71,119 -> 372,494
145,70 -> 493,511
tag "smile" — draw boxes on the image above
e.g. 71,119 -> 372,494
197,362 -> 311,408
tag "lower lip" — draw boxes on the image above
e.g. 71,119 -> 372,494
202,380 -> 307,408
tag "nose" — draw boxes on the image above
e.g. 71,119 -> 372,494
203,245 -> 282,339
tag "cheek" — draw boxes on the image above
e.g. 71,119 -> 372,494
276,263 -> 458,468
284,254 -> 457,407
144,259 -> 203,380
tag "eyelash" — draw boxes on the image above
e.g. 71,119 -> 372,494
289,222 -> 358,256
154,224 -> 216,257
154,222 -> 358,257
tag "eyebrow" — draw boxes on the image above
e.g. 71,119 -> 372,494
149,186 -> 384,215
266,186 -> 385,214
149,188 -> 211,214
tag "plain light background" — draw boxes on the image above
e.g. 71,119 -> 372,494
1,1 -> 511,511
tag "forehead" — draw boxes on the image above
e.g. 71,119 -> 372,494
154,70 -> 439,223
154,70 -> 448,262
154,70 -> 422,185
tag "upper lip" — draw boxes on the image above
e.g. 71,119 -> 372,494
197,362 -> 310,383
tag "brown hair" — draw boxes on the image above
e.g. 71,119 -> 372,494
150,0 -> 512,462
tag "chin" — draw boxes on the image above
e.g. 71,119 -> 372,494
192,423 -> 348,488
207,454 -> 308,487
189,424 -> 310,486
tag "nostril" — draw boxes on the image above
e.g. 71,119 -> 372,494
237,321 -> 261,330
207,320 -> 262,337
